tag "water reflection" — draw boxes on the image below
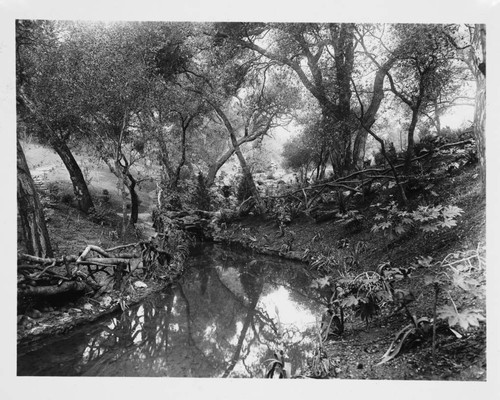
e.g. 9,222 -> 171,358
17,244 -> 322,377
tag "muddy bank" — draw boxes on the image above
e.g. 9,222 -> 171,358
17,280 -> 170,344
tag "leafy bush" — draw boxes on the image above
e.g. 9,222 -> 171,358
337,210 -> 364,234
371,201 -> 463,239
194,172 -> 211,211
378,246 -> 485,364
424,247 -> 485,333
61,193 -> 73,204
373,142 -> 398,166
269,198 -> 293,229
89,201 -> 116,225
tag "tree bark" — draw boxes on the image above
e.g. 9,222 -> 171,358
206,127 -> 271,187
330,23 -> 355,173
208,103 -> 266,212
353,57 -> 397,169
125,170 -> 139,224
17,139 -> 53,258
22,280 -> 88,296
51,137 -> 94,213
404,106 -> 420,172
18,91 -> 94,213
206,147 -> 234,186
473,24 -> 486,195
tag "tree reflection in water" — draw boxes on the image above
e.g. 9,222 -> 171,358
17,244 -> 323,377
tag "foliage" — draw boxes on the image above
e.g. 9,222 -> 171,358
373,142 -> 398,166
88,201 -> 117,226
337,210 -> 364,234
281,128 -> 321,182
268,198 -> 293,229
424,247 -> 485,333
371,201 -> 463,239
377,317 -> 432,365
310,255 -> 422,345
378,246 -> 485,364
194,172 -> 211,211
236,172 -> 255,203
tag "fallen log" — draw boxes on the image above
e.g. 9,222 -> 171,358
19,254 -> 78,265
22,281 -> 89,296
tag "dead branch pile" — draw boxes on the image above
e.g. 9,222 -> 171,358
17,237 -> 175,298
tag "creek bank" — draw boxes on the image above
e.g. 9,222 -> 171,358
18,238 -> 189,344
17,280 -> 165,344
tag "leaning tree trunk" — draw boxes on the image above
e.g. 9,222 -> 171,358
17,139 -> 53,258
125,170 -> 139,224
17,90 -> 94,213
352,57 -> 396,169
212,103 -> 265,213
206,147 -> 235,187
51,137 -> 94,213
233,145 -> 265,213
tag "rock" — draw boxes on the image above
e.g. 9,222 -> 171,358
100,295 -> 112,308
30,309 -> 42,319
133,281 -> 148,289
83,303 -> 93,311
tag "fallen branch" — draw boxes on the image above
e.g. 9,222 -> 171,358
22,281 -> 89,296
19,254 -> 78,265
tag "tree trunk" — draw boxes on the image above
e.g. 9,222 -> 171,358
125,170 -> 139,224
473,24 -> 486,195
404,107 -> 419,173
211,103 -> 265,213
172,118 -> 189,189
17,139 -> 53,258
332,23 -> 355,173
233,145 -> 264,212
353,57 -> 396,169
18,90 -> 94,213
51,137 -> 94,213
206,147 -> 234,187
206,130 -> 266,187
433,98 -> 442,135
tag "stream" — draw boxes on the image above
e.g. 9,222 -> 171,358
17,244 -> 324,377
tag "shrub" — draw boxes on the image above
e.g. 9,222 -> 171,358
89,201 -> 116,225
373,142 -> 398,166
101,189 -> 110,203
61,193 -> 73,204
371,201 -> 463,240
194,172 -> 211,211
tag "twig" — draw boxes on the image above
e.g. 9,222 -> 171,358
106,242 -> 141,252
34,261 -> 57,279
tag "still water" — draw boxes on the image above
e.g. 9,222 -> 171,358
17,244 -> 323,377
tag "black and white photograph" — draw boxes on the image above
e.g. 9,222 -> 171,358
1,0 -> 499,399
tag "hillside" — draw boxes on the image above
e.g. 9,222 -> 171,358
216,153 -> 486,380
18,138 -> 486,380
